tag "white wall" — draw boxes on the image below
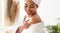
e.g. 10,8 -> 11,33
0,0 -> 4,33
37,0 -> 60,25
0,0 -> 3,30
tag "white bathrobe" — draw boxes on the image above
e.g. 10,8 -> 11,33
21,22 -> 45,33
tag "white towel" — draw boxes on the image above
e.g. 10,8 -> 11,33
25,0 -> 41,6
32,0 -> 41,6
21,22 -> 45,33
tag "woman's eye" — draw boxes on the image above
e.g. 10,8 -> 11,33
30,4 -> 35,8
25,6 -> 27,7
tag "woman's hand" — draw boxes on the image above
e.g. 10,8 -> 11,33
24,22 -> 31,29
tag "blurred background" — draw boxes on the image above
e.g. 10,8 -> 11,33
0,0 -> 2,28
0,0 -> 60,33
0,0 -> 3,33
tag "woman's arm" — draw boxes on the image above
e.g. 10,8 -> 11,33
16,22 -> 31,33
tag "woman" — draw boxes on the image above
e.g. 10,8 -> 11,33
16,0 -> 45,33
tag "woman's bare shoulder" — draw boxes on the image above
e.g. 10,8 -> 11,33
33,14 -> 41,20
31,14 -> 42,24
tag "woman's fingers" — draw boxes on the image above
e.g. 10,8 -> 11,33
24,21 -> 31,28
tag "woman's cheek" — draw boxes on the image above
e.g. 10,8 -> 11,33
31,8 -> 36,12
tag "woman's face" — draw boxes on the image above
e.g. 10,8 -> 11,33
24,0 -> 38,15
